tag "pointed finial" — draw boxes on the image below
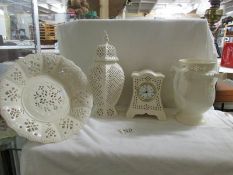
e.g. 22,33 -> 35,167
104,30 -> 109,43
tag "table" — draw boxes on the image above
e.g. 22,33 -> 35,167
218,59 -> 233,74
20,109 -> 233,175
219,66 -> 233,74
216,59 -> 233,111
215,79 -> 233,111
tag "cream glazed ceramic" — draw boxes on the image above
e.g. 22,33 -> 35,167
173,59 -> 218,125
89,32 -> 125,118
0,53 -> 93,143
126,70 -> 166,120
0,116 -> 16,139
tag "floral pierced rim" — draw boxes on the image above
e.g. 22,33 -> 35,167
0,53 -> 93,143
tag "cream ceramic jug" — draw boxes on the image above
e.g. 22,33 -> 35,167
173,59 -> 218,125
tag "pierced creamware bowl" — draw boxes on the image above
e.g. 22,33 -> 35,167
0,54 -> 93,143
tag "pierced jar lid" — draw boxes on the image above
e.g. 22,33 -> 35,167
95,32 -> 119,62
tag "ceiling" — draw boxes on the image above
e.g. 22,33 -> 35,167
126,0 -> 157,14
0,0 -> 200,14
126,0 -> 201,16
222,0 -> 233,14
0,0 -> 66,14
38,0 -> 66,14
0,0 -> 32,14
0,0 -> 232,18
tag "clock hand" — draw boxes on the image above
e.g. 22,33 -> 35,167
143,86 -> 147,92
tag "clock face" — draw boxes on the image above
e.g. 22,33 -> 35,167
137,83 -> 156,101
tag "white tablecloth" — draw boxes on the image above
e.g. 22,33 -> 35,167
21,109 -> 233,175
57,19 -> 217,107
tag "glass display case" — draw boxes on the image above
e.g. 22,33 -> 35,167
0,0 -> 69,62
0,0 -> 102,61
0,0 -> 38,62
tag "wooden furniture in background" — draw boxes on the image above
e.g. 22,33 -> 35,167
40,23 -> 57,45
215,79 -> 233,111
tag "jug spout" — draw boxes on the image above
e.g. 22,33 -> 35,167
171,65 -> 188,73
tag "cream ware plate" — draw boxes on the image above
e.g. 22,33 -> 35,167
0,54 -> 93,143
